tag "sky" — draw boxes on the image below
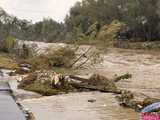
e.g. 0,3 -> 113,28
0,0 -> 81,22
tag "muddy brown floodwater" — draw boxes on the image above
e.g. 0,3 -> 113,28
21,92 -> 139,120
16,41 -> 160,120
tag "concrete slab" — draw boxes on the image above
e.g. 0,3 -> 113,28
0,82 -> 11,91
0,82 -> 26,120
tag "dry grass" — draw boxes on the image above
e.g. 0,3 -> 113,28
0,53 -> 18,69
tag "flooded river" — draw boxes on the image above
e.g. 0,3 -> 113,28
21,92 -> 139,120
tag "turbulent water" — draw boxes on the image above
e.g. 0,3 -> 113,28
21,92 -> 139,120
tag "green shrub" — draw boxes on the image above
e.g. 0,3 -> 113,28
23,82 -> 61,96
0,53 -> 18,69
26,46 -> 76,70
48,47 -> 76,67
114,73 -> 132,82
26,55 -> 50,70
4,36 -> 16,52
97,20 -> 125,47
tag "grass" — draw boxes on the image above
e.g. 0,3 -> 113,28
0,52 -> 18,69
23,82 -> 61,96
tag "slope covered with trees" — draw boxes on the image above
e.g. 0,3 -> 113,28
65,0 -> 160,42
0,0 -> 160,45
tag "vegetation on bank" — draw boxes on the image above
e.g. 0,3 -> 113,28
24,46 -> 76,70
0,53 -> 18,69
1,0 -> 160,48
23,82 -> 61,96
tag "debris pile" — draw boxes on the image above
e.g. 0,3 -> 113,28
116,90 -> 160,112
18,71 -> 119,95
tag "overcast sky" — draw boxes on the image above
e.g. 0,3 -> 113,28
0,0 -> 81,22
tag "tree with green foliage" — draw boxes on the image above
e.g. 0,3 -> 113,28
4,36 -> 16,52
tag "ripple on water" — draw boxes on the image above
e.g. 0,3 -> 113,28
21,92 -> 139,120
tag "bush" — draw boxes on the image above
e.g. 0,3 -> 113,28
4,36 -> 17,52
47,47 -> 76,68
23,82 -> 61,96
97,20 -> 125,47
26,46 -> 76,70
0,53 -> 18,69
26,55 -> 50,70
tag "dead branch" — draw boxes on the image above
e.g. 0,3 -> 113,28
70,46 -> 93,67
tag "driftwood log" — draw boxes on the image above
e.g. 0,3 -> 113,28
69,75 -> 89,82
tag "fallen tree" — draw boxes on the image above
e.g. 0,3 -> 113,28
18,71 -> 120,95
